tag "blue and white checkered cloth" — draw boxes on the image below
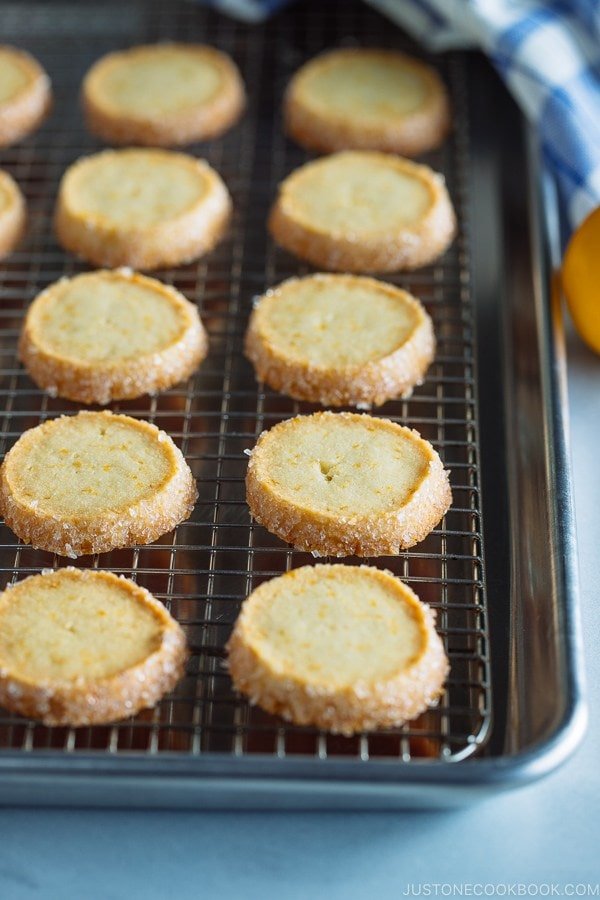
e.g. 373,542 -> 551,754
207,0 -> 600,232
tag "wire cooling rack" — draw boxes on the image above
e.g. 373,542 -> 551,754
0,0 -> 491,764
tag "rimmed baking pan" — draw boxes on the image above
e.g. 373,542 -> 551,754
0,0 -> 586,808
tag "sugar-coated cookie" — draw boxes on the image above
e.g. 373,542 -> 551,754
246,411 -> 452,557
285,48 -> 450,156
19,269 -> 208,404
245,274 -> 435,406
0,568 -> 187,726
0,169 -> 26,259
83,43 -> 245,146
227,564 -> 448,735
0,45 -> 52,147
268,151 -> 455,272
54,148 -> 231,270
0,411 -> 197,557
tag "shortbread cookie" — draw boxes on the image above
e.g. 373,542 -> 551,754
227,564 -> 448,734
0,46 -> 52,147
83,43 -> 245,146
245,274 -> 435,406
0,568 -> 187,726
246,411 -> 451,556
0,169 -> 26,259
269,151 -> 455,273
54,148 -> 231,270
285,48 -> 450,156
19,269 -> 208,404
0,411 -> 197,557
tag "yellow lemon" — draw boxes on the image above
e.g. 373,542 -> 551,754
562,205 -> 600,354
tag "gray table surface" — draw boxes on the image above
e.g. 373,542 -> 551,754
0,323 -> 598,899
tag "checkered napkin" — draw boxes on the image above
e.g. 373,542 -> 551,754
206,0 -> 600,232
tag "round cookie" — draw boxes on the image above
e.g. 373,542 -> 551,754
54,148 -> 231,270
246,411 -> 451,557
285,48 -> 450,156
0,410 -> 197,557
245,274 -> 435,407
0,45 -> 52,147
19,269 -> 208,404
227,564 -> 448,735
0,568 -> 188,726
0,169 -> 26,259
82,42 -> 245,147
268,150 -> 455,273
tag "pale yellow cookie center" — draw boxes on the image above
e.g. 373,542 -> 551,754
0,574 -> 164,681
0,52 -> 30,104
248,568 -> 424,687
258,277 -> 419,367
32,274 -> 188,362
95,47 -> 223,116
300,54 -> 428,122
66,153 -> 208,227
256,417 -> 429,516
10,417 -> 174,516
285,154 -> 432,235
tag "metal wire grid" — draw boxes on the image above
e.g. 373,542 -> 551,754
0,0 -> 491,763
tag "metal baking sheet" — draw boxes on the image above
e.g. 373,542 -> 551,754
0,0 -> 586,809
